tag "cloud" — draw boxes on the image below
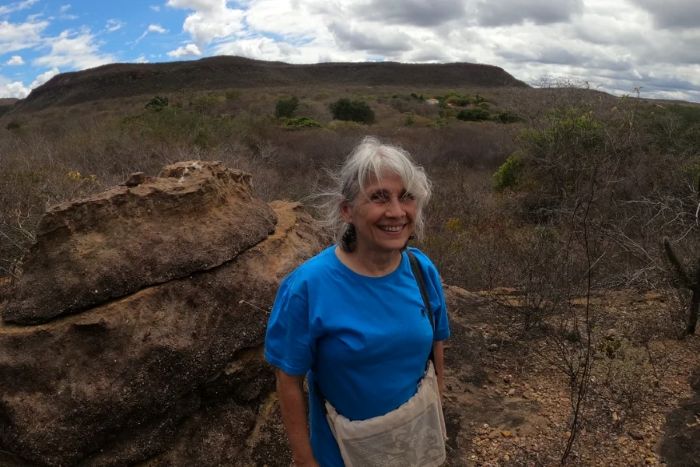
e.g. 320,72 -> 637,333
134,55 -> 149,63
6,55 -> 24,65
106,19 -> 124,32
0,0 -> 39,16
475,0 -> 583,26
630,0 -> 700,29
150,5 -> 161,12
34,30 -> 115,70
0,18 -> 49,54
135,23 -> 168,43
167,43 -> 202,57
148,24 -> 167,34
356,0 -> 467,27
329,22 -> 412,54
0,79 -> 30,98
166,0 -> 245,45
30,67 -> 59,88
214,36 -> 303,61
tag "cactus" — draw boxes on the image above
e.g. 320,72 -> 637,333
663,237 -> 700,335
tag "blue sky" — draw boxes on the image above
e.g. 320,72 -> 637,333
1,0 -> 699,102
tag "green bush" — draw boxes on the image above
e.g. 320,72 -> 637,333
145,96 -> 169,112
275,96 -> 299,118
5,121 -> 21,130
329,98 -> 375,124
457,108 -> 490,121
282,116 -> 321,129
495,111 -> 522,124
493,154 -> 524,191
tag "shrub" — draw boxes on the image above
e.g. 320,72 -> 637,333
493,154 -> 524,191
495,111 -> 522,124
457,108 -> 490,121
5,121 -> 21,130
145,96 -> 169,112
329,98 -> 375,124
275,96 -> 299,119
282,116 -> 321,129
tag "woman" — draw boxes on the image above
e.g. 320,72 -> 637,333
265,137 -> 450,466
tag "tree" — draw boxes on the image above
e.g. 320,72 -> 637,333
329,98 -> 375,124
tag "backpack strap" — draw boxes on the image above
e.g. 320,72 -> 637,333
407,250 -> 435,365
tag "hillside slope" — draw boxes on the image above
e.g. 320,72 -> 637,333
11,56 -> 528,113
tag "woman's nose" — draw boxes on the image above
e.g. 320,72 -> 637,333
385,197 -> 405,217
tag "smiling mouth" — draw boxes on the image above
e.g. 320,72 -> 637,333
379,225 -> 405,232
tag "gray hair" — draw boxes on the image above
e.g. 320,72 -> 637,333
320,136 -> 432,251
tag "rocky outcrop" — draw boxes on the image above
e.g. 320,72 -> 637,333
3,161 -> 276,325
0,162 -> 326,466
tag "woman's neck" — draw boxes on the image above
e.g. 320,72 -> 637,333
335,245 -> 402,277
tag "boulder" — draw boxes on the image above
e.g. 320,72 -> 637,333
0,162 -> 325,466
3,161 -> 277,325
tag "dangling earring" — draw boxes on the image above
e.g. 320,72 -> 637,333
341,223 -> 357,252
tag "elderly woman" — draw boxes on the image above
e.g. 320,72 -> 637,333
265,137 -> 450,466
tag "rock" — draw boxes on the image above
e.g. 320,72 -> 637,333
0,162 -> 325,467
507,388 -> 516,396
3,161 -> 276,325
629,429 -> 645,441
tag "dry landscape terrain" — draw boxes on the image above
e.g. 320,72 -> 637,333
0,57 -> 698,465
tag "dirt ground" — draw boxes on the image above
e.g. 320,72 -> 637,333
442,287 -> 700,466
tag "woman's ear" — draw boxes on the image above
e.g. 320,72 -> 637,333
340,200 -> 353,223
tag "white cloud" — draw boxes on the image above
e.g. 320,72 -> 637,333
106,19 -> 124,32
167,0 -> 245,45
0,0 -> 39,16
134,55 -> 149,63
0,19 -> 49,54
6,55 -> 24,65
59,4 -> 71,14
167,43 -> 202,57
148,24 -> 167,34
135,23 -> 168,43
34,30 -> 115,70
0,79 -> 29,98
150,5 -> 161,12
30,67 -> 59,88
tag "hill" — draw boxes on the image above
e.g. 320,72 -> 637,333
10,56 -> 528,113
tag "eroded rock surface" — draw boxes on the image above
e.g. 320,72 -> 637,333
0,162 -> 325,466
3,161 -> 276,325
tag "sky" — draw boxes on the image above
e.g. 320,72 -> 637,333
0,0 -> 699,102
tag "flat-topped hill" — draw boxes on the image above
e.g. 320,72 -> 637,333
11,56 -> 528,113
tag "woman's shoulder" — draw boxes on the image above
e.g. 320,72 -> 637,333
283,244 -> 339,284
405,246 -> 438,271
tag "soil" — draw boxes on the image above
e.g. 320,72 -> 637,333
442,287 -> 700,466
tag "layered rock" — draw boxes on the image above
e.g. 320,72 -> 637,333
0,162 -> 325,466
3,161 -> 276,325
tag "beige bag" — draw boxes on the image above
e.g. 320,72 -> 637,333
324,361 -> 447,467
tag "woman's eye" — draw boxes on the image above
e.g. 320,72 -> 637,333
401,192 -> 415,201
370,192 -> 389,202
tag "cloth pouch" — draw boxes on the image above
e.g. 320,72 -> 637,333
324,361 -> 447,467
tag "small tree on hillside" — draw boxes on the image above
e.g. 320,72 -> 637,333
275,96 -> 299,118
329,98 -> 375,124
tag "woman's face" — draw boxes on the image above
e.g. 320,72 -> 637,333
341,171 -> 417,255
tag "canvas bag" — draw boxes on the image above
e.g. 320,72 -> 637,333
322,251 -> 447,467
324,361 -> 447,467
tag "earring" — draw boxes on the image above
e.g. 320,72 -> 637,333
341,223 -> 356,252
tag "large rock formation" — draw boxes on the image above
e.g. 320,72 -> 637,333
0,162 -> 326,466
4,161 -> 277,325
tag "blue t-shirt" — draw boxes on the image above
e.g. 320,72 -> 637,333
264,246 -> 450,466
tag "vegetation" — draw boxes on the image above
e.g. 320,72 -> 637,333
1,83 -> 698,462
329,98 -> 375,124
457,108 -> 490,121
275,96 -> 299,119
